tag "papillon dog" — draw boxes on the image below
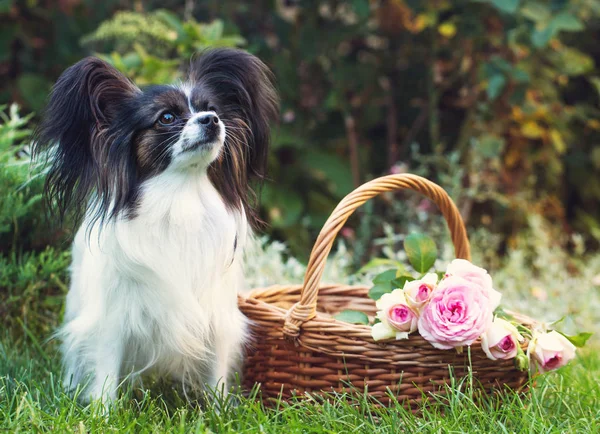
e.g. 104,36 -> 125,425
34,48 -> 278,403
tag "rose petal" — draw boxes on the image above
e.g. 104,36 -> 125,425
371,322 -> 396,341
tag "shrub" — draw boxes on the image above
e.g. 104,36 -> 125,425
0,104 -> 69,335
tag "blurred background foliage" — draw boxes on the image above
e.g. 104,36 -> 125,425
1,0 -> 600,333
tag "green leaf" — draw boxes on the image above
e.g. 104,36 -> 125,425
154,9 -> 186,39
0,0 -> 12,14
509,84 -> 527,106
551,12 -> 584,32
532,26 -> 555,48
372,269 -> 398,284
17,74 -> 52,112
491,0 -> 519,14
201,20 -> 225,41
550,0 -> 568,10
551,47 -> 594,77
511,68 -> 530,83
560,332 -> 592,348
391,275 -> 415,289
0,23 -> 17,62
551,50 -> 591,77
261,184 -> 303,228
301,151 -> 354,197
589,77 -> 600,99
547,315 -> 567,327
404,233 -> 438,273
532,13 -> 584,48
487,74 -> 506,100
211,35 -> 246,47
334,310 -> 369,325
521,2 -> 552,22
478,134 -> 506,158
369,269 -> 400,300
358,258 -> 405,274
482,56 -> 512,76
368,284 -> 393,301
352,0 -> 370,19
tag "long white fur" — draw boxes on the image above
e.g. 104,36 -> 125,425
58,107 -> 248,403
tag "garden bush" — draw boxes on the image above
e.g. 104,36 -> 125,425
2,0 -> 600,257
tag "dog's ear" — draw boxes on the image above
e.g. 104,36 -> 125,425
190,48 -> 279,180
190,49 -> 279,226
34,57 -> 139,224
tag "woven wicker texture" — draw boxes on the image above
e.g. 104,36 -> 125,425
239,174 -> 529,407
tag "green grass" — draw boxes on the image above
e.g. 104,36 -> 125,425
1,332 -> 598,433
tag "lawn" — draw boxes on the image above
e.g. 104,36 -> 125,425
2,233 -> 600,433
1,328 -> 598,433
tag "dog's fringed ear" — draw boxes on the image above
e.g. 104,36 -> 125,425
34,57 -> 139,224
190,49 -> 279,226
190,48 -> 279,181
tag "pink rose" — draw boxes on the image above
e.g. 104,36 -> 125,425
372,290 -> 418,341
528,331 -> 576,373
481,317 -> 524,360
387,304 -> 418,331
445,259 -> 502,310
418,275 -> 495,349
404,273 -> 438,311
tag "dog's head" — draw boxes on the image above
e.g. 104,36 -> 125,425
35,49 -> 279,226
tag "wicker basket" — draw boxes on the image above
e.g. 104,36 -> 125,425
239,174 -> 531,407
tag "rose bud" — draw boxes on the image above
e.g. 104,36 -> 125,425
481,317 -> 524,361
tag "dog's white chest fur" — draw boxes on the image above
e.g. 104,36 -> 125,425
60,172 -> 247,400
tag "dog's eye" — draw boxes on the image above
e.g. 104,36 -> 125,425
159,112 -> 176,125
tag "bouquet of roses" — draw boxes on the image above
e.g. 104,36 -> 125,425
336,233 -> 591,374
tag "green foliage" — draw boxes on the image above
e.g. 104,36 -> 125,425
80,10 -> 178,54
0,105 -> 45,250
372,269 -> 399,284
363,231 -> 437,302
367,269 -> 416,300
4,1 -> 600,256
562,332 -> 593,348
392,275 -> 415,290
0,0 -> 121,111
368,284 -> 392,301
403,233 -> 438,273
0,248 -> 70,335
1,332 -> 599,432
81,10 -> 245,85
367,269 -> 398,300
215,0 -> 600,255
0,105 -> 69,335
333,309 -> 369,325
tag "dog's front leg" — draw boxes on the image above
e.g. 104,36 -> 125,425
85,336 -> 124,405
61,315 -> 125,407
208,311 -> 247,396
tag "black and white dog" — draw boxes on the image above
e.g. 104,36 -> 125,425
34,49 -> 278,403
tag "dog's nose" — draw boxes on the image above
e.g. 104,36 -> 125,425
196,114 -> 219,125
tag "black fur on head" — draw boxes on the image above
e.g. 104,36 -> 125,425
189,48 -> 279,226
34,49 -> 279,228
34,57 -> 141,226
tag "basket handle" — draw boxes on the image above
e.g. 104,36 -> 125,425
282,174 -> 471,340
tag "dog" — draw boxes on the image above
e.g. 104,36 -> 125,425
34,48 -> 278,403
